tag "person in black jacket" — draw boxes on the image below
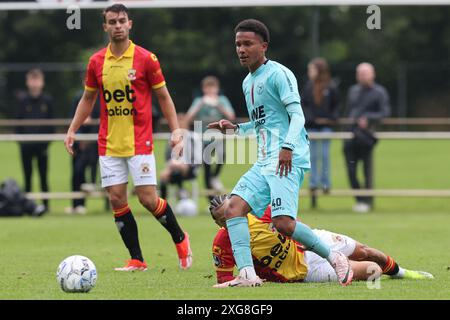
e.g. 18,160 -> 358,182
65,85 -> 100,215
16,69 -> 54,213
343,63 -> 390,213
302,58 -> 340,200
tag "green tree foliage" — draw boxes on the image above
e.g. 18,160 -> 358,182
0,6 -> 449,119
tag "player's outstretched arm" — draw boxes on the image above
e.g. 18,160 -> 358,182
64,89 -> 98,156
154,86 -> 184,154
155,86 -> 179,133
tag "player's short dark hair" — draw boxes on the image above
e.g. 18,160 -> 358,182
234,19 -> 270,43
103,4 -> 130,23
209,194 -> 228,217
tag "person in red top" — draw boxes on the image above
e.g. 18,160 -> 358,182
209,195 -> 434,284
64,4 -> 192,271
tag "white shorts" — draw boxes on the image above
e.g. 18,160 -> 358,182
303,229 -> 357,283
99,154 -> 157,188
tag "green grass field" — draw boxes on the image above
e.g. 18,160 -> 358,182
0,139 -> 449,300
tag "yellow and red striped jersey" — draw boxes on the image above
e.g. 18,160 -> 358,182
212,207 -> 308,283
85,41 -> 165,157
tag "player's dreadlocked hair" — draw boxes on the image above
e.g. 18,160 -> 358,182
234,19 -> 270,43
209,194 -> 228,217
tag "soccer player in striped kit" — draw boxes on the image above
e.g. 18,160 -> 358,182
209,195 -> 433,284
64,4 -> 192,271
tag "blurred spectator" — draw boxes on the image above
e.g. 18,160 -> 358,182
152,103 -> 162,132
343,62 -> 391,213
159,118 -> 202,201
184,76 -> 235,199
65,85 -> 100,215
302,58 -> 340,204
15,69 -> 54,213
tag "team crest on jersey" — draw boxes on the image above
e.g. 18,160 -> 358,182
257,83 -> 264,95
213,246 -> 223,267
213,245 -> 222,256
127,69 -> 137,81
235,182 -> 247,192
140,163 -> 151,174
213,254 -> 222,267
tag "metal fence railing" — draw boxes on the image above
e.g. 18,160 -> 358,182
2,117 -> 450,128
1,129 -> 449,200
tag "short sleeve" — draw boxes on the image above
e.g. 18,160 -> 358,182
273,68 -> 301,107
146,53 -> 166,90
84,58 -> 98,92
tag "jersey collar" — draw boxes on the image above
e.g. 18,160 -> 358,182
106,40 -> 135,60
251,59 -> 270,77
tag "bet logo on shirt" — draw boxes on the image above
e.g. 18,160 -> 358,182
102,84 -> 136,103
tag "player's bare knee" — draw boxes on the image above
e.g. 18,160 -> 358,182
272,216 -> 295,236
107,191 -> 127,209
224,200 -> 244,219
224,202 -> 237,219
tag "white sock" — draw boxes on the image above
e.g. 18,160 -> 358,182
394,267 -> 406,278
239,266 -> 257,280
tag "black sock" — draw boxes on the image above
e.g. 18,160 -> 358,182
160,182 -> 168,199
153,198 -> 185,244
114,208 -> 144,262
214,164 -> 223,176
383,256 -> 400,275
389,263 -> 400,276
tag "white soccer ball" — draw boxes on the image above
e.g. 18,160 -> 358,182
175,198 -> 198,217
56,255 -> 97,293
